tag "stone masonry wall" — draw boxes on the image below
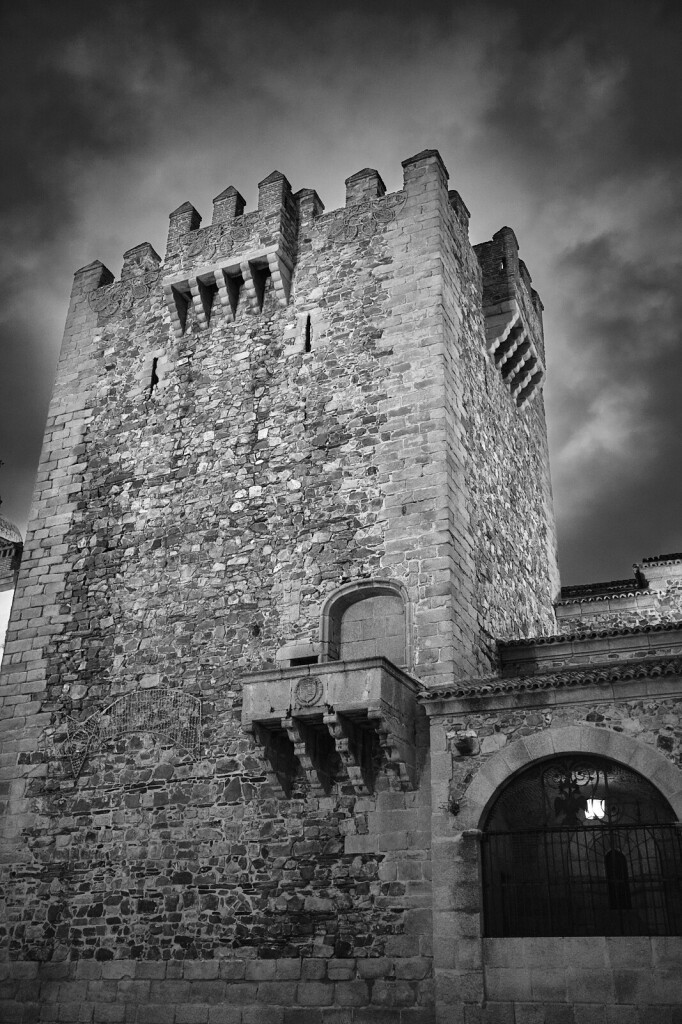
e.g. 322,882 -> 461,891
0,150 -> 560,1022
0,157 -> 445,1021
557,557 -> 682,636
447,216 -> 559,666
557,588 -> 682,635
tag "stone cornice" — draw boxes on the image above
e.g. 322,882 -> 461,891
498,620 -> 682,647
418,653 -> 682,704
556,588 -> 650,605
559,577 -> 644,598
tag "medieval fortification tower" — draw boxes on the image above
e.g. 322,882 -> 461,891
1,149 -> 681,1023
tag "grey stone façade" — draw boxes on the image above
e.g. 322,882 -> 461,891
0,148 -> 681,1023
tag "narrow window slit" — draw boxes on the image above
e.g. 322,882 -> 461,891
148,357 -> 159,399
304,315 -> 312,353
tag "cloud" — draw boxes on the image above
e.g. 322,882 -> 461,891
0,0 -> 680,590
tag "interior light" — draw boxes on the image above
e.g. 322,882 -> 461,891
585,798 -> 606,820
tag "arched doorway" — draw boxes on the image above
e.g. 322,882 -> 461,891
480,754 -> 682,936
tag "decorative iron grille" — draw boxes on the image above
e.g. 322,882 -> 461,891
485,755 -> 675,830
482,823 -> 682,936
481,755 -> 681,936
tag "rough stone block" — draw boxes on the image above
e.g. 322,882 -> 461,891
174,1006 -> 209,1024
513,1006 -> 549,1024
284,1009 -> 323,1024
219,962 -> 246,981
542,1007 -> 576,1024
243,1007 -> 285,1024
479,1004 -> 514,1024
94,1005 -> 126,1023
101,963 -> 135,981
244,962 -> 276,982
183,963 -> 220,981
651,937 -> 682,969
131,1006 -> 171,1024
394,958 -> 431,981
275,960 -> 302,980
301,961 -> 327,981
484,968 -> 532,1002
296,982 -> 334,1006
356,958 -> 393,980
149,981 -> 190,1003
530,969 -> 567,1001
399,1009 -> 438,1024
566,969 -> 614,1004
256,981 -> 296,1004
207,1009 -> 241,1024
371,979 -> 416,1007
604,1008 -> 638,1024
0,1003 -> 26,1024
605,937 -> 654,969
319,1010 -> 354,1024
573,1007 -> 608,1024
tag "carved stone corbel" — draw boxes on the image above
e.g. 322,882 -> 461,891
368,708 -> 416,792
323,711 -> 374,795
282,716 -> 335,795
252,723 -> 298,797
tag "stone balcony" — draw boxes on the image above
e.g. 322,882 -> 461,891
241,657 -> 423,796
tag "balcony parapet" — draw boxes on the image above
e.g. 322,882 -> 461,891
241,657 -> 422,796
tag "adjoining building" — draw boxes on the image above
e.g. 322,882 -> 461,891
0,509 -> 22,595
0,149 -> 680,1024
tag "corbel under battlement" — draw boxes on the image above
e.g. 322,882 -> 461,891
162,246 -> 293,340
475,226 -> 546,409
480,297 -> 545,408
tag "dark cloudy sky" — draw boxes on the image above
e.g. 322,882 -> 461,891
1,0 -> 681,618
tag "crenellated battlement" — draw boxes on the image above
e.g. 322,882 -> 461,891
79,150 -> 547,418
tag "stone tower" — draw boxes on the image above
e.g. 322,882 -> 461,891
0,149 -> 575,1022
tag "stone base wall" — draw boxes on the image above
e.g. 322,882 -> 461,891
0,957 -> 435,1023
482,936 -> 682,1022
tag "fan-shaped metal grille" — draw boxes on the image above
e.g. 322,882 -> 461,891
485,755 -> 675,830
482,755 -> 682,936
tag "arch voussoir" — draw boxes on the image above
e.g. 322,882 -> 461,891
456,725 -> 682,830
